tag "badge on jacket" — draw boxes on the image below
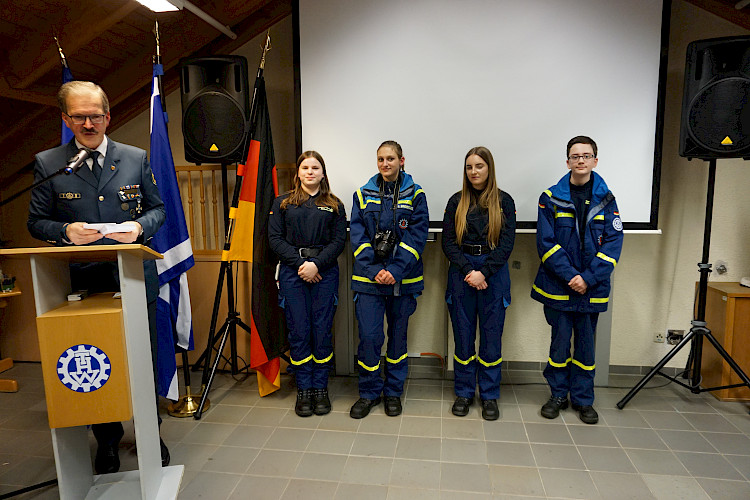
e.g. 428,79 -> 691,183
58,192 -> 81,200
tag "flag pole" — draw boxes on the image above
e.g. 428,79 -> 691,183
147,20 -> 205,418
53,36 -> 68,68
193,31 -> 274,419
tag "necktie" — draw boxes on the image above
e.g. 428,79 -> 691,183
90,151 -> 101,182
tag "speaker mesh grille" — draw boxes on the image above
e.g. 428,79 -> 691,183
688,77 -> 750,154
183,91 -> 246,160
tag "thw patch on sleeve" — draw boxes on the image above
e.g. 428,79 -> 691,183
612,217 -> 623,232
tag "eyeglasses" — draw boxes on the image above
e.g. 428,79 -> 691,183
568,154 -> 595,161
65,113 -> 106,125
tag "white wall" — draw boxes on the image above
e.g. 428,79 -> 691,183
111,2 -> 750,370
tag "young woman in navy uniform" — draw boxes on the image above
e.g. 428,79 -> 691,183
349,140 -> 429,419
268,151 -> 347,417
442,146 -> 516,420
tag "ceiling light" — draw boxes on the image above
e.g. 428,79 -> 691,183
137,0 -> 237,39
135,0 -> 179,12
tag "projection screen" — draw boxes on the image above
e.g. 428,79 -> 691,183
298,0 -> 666,227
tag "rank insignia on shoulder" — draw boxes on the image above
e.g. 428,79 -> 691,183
152,173 -> 157,185
58,192 -> 81,200
317,206 -> 334,212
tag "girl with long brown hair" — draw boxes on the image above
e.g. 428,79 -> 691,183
442,146 -> 516,420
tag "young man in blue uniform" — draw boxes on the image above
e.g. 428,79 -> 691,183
531,136 -> 623,424
27,81 -> 168,472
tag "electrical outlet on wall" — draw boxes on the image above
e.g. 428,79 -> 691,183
654,333 -> 665,343
667,329 -> 685,345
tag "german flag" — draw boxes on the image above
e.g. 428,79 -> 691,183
226,75 -> 287,396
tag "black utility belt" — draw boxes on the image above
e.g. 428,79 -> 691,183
298,247 -> 321,258
461,244 -> 491,256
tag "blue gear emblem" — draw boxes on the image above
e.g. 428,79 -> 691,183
57,344 -> 112,393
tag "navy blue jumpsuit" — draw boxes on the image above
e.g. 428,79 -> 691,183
442,190 -> 516,400
530,171 -> 623,406
268,192 -> 347,390
350,172 -> 429,399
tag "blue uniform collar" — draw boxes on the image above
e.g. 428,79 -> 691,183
363,171 -> 415,193
549,171 -> 610,206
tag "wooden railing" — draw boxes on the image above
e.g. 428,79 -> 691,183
174,164 -> 296,260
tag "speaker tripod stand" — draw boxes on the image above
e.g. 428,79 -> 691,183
617,159 -> 750,409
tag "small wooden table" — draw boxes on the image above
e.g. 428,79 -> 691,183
701,282 -> 750,401
0,289 -> 21,392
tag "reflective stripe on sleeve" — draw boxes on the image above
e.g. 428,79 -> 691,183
354,242 -> 371,257
596,252 -> 617,266
590,297 -> 609,304
555,212 -> 574,218
541,244 -> 562,263
399,242 -> 420,260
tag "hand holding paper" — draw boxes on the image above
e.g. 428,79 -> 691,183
83,222 -> 141,243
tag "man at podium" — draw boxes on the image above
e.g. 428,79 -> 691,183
27,81 -> 169,474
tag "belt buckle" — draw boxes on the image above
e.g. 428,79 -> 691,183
471,244 -> 482,256
298,248 -> 306,257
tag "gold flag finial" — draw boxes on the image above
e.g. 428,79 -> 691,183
54,36 -> 68,68
259,30 -> 271,70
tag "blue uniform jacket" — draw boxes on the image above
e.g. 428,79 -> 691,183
27,138 -> 166,301
350,172 -> 429,296
530,171 -> 623,313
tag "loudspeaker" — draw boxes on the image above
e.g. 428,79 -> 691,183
679,36 -> 750,160
180,56 -> 250,164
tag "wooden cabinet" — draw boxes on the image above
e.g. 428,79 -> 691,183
701,282 -> 750,401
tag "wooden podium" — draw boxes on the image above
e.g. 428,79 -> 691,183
0,245 -> 183,500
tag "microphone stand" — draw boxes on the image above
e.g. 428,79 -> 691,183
0,157 -> 86,208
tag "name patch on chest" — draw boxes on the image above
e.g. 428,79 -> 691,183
317,206 -> 333,212
58,192 -> 81,200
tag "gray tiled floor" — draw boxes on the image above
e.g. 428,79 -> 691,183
2,362 -> 750,499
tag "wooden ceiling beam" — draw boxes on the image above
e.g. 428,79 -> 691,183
684,0 -> 750,30
0,78 -> 57,106
9,0 -> 142,89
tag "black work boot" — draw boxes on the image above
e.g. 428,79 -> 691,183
295,388 -> 314,417
451,396 -> 474,417
541,396 -> 569,419
481,399 -> 500,421
572,403 -> 599,424
384,396 -> 402,416
312,388 -> 332,415
349,397 -> 381,419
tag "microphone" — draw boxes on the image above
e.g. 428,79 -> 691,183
64,148 -> 93,175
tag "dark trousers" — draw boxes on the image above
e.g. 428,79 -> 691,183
542,306 -> 598,406
279,264 -> 338,390
354,293 -> 417,399
446,260 -> 507,401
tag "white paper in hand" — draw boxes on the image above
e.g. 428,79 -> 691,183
83,222 -> 137,235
